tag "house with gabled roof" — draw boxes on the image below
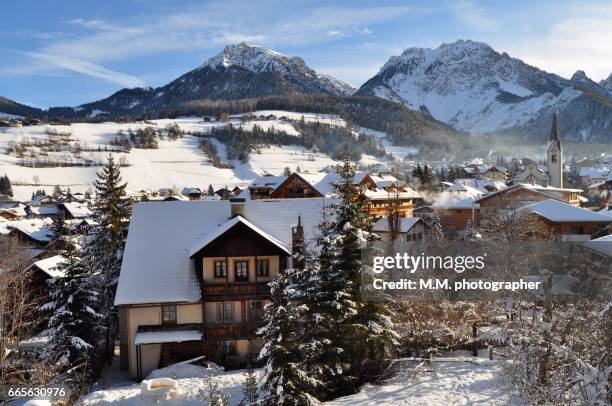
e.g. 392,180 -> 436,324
516,199 -> 612,241
115,197 -> 326,379
243,171 -> 420,218
58,202 -> 92,219
475,183 -> 590,233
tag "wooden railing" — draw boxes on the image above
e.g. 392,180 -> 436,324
204,323 -> 258,339
202,283 -> 270,298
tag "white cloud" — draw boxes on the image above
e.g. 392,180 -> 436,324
211,33 -> 270,45
68,19 -> 122,31
326,30 -> 347,39
503,15 -> 612,81
25,52 -> 145,88
448,0 -> 499,32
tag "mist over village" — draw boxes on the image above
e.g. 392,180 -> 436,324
0,1 -> 611,405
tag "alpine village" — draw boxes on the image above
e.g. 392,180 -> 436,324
1,42 -> 611,405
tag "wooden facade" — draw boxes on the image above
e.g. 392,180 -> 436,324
268,173 -> 323,199
190,220 -> 288,367
518,213 -> 611,241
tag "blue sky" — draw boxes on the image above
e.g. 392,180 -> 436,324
2,0 -> 611,108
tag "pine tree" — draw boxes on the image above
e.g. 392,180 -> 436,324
0,175 -> 13,197
283,167 -> 291,176
258,269 -> 317,405
43,246 -> 104,389
305,157 -> 397,398
242,365 -> 258,405
53,184 -> 63,200
207,184 -> 215,196
51,211 -> 69,239
83,155 -> 132,365
421,164 -> 437,187
92,155 -> 131,236
412,164 -> 423,182
200,377 -> 229,406
431,211 -> 444,241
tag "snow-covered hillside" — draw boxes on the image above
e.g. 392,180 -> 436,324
0,112 -> 409,201
357,40 -> 612,141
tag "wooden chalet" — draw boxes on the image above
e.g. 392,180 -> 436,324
476,183 -> 584,227
515,199 -> 612,241
269,173 -> 323,199
115,198 -> 325,379
246,171 -> 420,218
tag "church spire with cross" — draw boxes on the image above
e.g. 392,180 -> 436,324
547,112 -> 563,188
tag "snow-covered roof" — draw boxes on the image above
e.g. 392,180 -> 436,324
434,180 -> 483,209
523,184 -> 583,193
0,219 -> 54,242
475,183 -> 582,204
61,202 -> 92,218
449,178 -> 507,194
373,217 -> 422,233
189,215 -> 290,257
579,167 -> 609,178
115,198 -> 328,305
584,234 -> 612,257
241,171 -> 404,200
364,188 -> 421,200
247,175 -> 287,189
134,330 -> 203,345
27,255 -> 65,278
28,206 -> 59,216
519,199 -> 612,223
181,187 -> 203,195
0,207 -> 27,218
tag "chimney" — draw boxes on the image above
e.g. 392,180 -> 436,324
291,215 -> 305,269
230,197 -> 245,218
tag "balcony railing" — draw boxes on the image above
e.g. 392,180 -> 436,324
202,282 -> 270,298
204,323 -> 258,339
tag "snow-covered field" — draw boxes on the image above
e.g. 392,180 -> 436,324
329,352 -> 516,405
82,352 -> 517,405
83,361 -> 261,406
0,112 -> 406,201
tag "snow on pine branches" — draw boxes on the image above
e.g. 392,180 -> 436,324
43,245 -> 104,387
84,154 -> 132,365
258,156 -> 398,404
43,155 -> 132,395
257,268 -> 320,405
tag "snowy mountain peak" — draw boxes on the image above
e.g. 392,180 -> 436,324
599,73 -> 612,95
206,42 -> 289,72
200,43 -> 354,96
356,39 -> 612,141
571,70 -> 590,83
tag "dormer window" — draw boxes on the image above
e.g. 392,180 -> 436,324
551,153 -> 557,163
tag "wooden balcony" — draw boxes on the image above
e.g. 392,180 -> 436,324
202,282 -> 270,300
204,323 -> 259,339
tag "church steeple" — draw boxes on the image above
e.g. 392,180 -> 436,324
549,112 -> 561,149
547,112 -> 563,188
